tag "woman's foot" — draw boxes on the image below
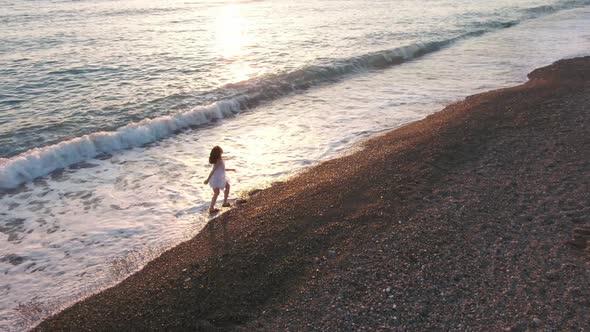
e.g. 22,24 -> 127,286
222,202 -> 231,207
209,208 -> 220,214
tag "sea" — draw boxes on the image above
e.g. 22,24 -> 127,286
1,0 -> 589,329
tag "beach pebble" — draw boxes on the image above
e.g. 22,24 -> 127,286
197,320 -> 214,329
248,189 -> 263,197
545,270 -> 559,281
531,317 -> 542,327
506,322 -> 528,332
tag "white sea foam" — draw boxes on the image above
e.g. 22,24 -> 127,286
0,98 -> 243,189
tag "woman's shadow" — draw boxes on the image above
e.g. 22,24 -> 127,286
206,215 -> 230,257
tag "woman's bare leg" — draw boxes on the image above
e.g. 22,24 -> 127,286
223,183 -> 231,206
209,188 -> 220,212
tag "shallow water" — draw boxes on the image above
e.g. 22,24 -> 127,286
1,0 -> 590,329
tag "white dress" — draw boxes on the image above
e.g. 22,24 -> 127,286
209,160 -> 228,189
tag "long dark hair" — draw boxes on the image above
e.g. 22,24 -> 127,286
209,146 -> 223,164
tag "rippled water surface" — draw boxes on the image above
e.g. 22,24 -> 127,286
1,0 -> 590,329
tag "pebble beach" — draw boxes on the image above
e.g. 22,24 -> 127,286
35,57 -> 590,331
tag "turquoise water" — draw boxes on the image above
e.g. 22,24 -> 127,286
1,0 -> 590,329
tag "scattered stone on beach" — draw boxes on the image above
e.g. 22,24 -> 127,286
248,189 -> 263,197
531,317 -> 543,328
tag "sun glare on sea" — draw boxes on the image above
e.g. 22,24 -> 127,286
214,4 -> 257,82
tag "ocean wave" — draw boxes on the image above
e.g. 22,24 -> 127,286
521,0 -> 590,17
469,19 -> 519,30
212,31 -> 488,106
0,36 -> 467,189
0,98 -> 243,189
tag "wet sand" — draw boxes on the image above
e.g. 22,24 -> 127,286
36,57 -> 590,331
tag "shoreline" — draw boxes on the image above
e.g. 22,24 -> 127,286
36,57 -> 590,331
